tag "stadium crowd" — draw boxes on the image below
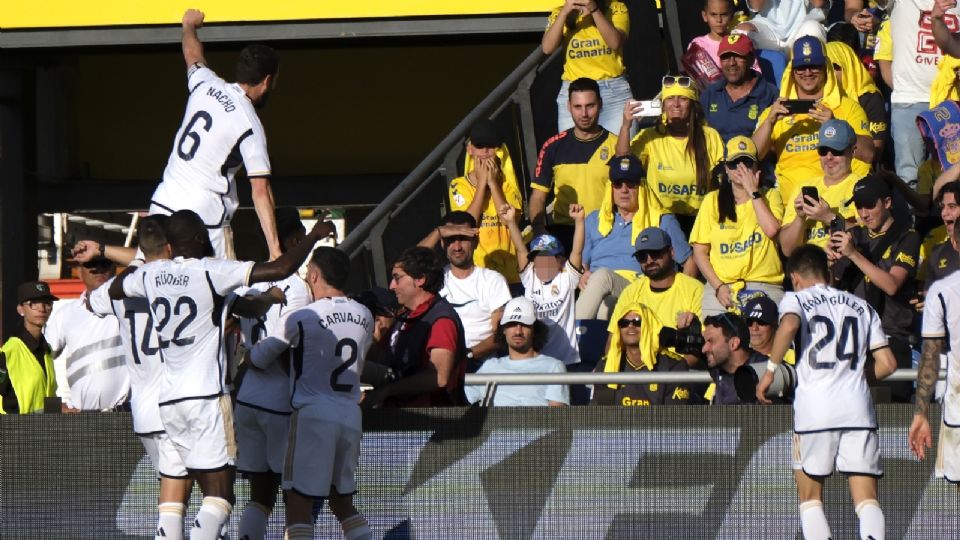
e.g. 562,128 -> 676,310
3,1 -> 960,538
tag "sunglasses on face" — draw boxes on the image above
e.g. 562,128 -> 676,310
725,157 -> 757,169
816,146 -> 847,157
612,179 -> 641,189
793,65 -> 822,73
617,317 -> 642,328
746,318 -> 769,327
662,75 -> 693,88
634,248 -> 668,262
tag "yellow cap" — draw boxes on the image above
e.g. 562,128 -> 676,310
725,135 -> 758,161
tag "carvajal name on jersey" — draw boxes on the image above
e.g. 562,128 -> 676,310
155,272 -> 190,287
206,87 -> 236,113
317,311 -> 371,331
798,292 -> 865,315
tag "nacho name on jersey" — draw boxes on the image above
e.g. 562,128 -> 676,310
797,290 -> 866,315
206,87 -> 237,113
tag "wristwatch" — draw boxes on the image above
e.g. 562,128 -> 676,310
751,191 -> 762,200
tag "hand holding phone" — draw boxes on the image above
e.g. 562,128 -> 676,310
783,99 -> 816,115
801,186 -> 819,204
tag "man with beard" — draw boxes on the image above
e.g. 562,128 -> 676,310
430,211 -> 512,367
700,34 -> 778,142
607,227 -> 703,366
700,312 -> 769,404
46,255 -> 129,411
147,9 -> 282,260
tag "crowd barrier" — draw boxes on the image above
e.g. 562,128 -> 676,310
2,406 -> 957,539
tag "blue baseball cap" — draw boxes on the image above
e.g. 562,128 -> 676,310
792,36 -> 827,67
634,227 -> 671,253
528,234 -> 564,257
818,119 -> 855,152
608,154 -> 644,183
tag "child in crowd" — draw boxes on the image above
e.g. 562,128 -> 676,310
688,0 -> 759,72
500,203 -> 585,365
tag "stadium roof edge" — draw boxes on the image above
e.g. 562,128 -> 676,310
0,15 -> 547,49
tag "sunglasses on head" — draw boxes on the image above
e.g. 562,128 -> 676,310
816,146 -> 848,157
617,317 -> 642,328
726,157 -> 757,169
705,312 -> 741,335
634,247 -> 669,262
662,75 -> 693,88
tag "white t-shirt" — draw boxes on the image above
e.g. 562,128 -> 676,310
922,272 -> 960,426
150,65 -> 271,227
521,261 -> 582,364
749,0 -> 829,41
234,275 -> 312,414
463,354 -> 570,406
90,278 -> 164,434
123,256 -> 254,403
779,284 -> 888,433
888,0 -> 960,104
46,291 -> 130,411
250,297 -> 372,428
440,266 -> 512,349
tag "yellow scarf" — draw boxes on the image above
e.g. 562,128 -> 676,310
825,41 -> 879,99
779,39 -> 845,110
596,180 -> 665,244
603,301 -> 664,388
930,55 -> 960,109
463,143 -> 521,198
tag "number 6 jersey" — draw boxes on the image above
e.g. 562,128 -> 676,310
779,284 -> 889,433
122,256 -> 254,404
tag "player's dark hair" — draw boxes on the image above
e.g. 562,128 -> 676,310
714,163 -> 738,224
826,22 -> 862,56
394,247 -> 444,294
138,215 -> 170,257
274,207 -> 306,253
786,244 -> 830,281
568,77 -> 602,104
935,180 -> 960,206
440,211 -> 477,228
235,44 -> 279,86
309,247 -> 351,290
702,0 -> 734,11
495,320 -> 550,354
166,210 -> 213,258
704,312 -> 750,348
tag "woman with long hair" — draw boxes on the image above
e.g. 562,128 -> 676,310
543,0 -> 634,136
690,136 -> 784,316
616,75 -> 724,231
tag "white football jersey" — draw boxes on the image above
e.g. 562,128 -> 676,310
46,292 -> 130,411
90,278 -> 164,434
521,261 -> 582,364
149,65 -> 270,228
250,297 -> 372,413
123,257 -> 254,403
780,284 -> 888,433
234,275 -> 312,413
440,266 -> 511,348
922,272 -> 960,427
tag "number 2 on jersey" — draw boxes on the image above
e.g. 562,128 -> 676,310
177,111 -> 212,161
331,338 -> 358,393
152,296 -> 198,348
807,315 -> 860,370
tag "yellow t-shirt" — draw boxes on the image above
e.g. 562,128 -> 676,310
873,19 -> 892,62
607,273 -> 704,361
532,130 -> 619,225
549,2 -> 630,82
757,96 -> 871,203
630,126 -> 725,215
449,176 -> 523,283
690,188 -> 785,284
780,172 -> 860,249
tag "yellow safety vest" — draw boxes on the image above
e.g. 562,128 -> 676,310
0,336 -> 56,414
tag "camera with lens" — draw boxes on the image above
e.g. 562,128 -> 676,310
733,361 -> 796,403
659,319 -> 705,355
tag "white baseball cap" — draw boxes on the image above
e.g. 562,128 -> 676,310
501,297 -> 537,326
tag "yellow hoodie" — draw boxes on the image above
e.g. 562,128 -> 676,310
603,301 -> 664,388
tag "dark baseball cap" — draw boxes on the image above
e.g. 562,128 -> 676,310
743,295 -> 778,326
609,154 -> 644,184
469,119 -> 503,148
634,227 -> 671,253
847,175 -> 892,207
792,36 -> 827,67
18,281 -> 58,304
352,287 -> 399,317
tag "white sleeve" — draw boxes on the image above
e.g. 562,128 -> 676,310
43,306 -> 66,355
484,271 -> 513,313
867,306 -> 889,351
186,65 -> 219,92
564,261 -> 583,287
239,118 -> 271,177
88,280 -> 114,318
122,267 -> 148,299
250,311 -> 298,369
922,283 -> 947,339
777,292 -> 802,320
544,360 -> 570,405
209,259 -> 255,296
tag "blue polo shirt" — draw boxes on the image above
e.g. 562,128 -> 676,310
583,212 -> 691,275
701,76 -> 778,142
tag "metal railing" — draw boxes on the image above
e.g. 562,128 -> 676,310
464,369 -> 930,385
340,46 -> 561,287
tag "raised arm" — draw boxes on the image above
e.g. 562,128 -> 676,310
72,240 -> 137,266
932,0 -> 960,58
499,204 -> 529,270
249,218 -> 336,284
181,9 -> 207,67
542,0 -> 576,54
569,204 -> 586,270
250,177 -> 282,260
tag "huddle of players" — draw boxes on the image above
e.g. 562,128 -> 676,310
93,210 -> 373,540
